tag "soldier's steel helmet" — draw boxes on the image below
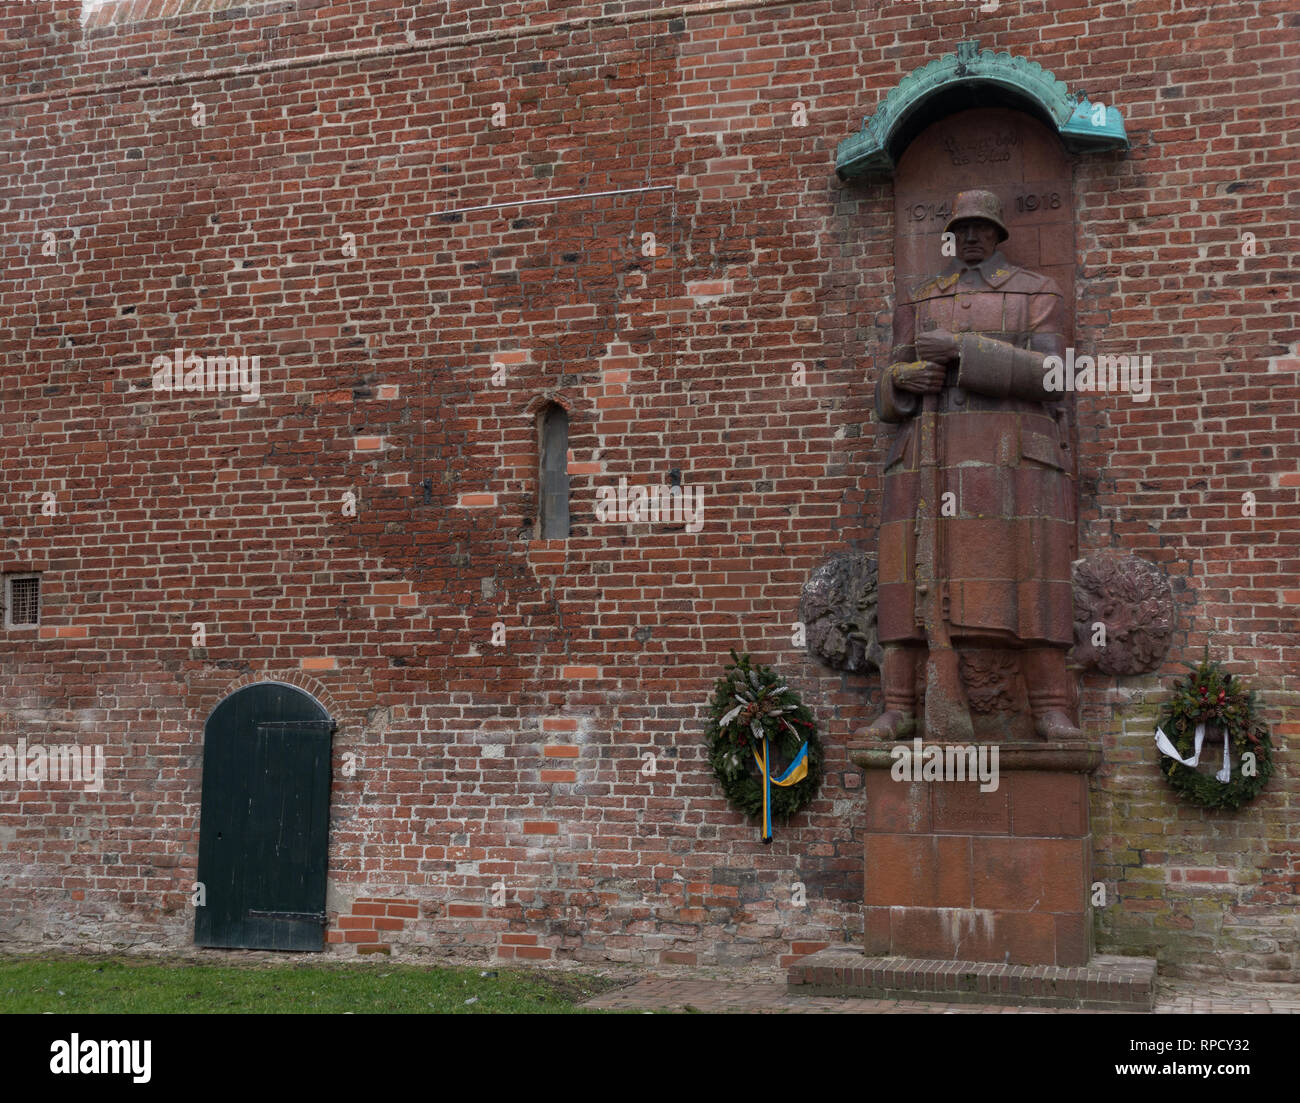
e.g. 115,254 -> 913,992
943,189 -> 1009,242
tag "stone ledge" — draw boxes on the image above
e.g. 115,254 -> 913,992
849,740 -> 1105,773
787,947 -> 1156,1010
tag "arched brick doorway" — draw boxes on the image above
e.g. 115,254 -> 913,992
195,682 -> 335,951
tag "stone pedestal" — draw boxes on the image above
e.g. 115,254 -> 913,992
852,740 -> 1102,967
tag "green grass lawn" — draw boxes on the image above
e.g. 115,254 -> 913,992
0,955 -> 624,1014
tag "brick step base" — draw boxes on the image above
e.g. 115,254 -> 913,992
787,947 -> 1157,1010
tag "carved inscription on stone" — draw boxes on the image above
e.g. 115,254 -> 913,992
942,130 -> 1019,166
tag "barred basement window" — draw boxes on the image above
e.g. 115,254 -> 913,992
5,574 -> 40,628
538,404 -> 570,539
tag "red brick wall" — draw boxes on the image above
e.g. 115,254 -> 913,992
1,0 -> 1296,979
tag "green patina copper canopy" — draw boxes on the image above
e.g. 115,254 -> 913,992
836,40 -> 1129,179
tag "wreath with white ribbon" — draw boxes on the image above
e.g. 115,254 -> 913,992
1154,652 -> 1273,811
704,651 -> 823,841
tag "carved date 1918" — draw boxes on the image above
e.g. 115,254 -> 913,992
1014,192 -> 1062,212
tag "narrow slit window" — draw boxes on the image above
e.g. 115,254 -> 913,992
6,575 -> 40,627
539,405 -> 570,539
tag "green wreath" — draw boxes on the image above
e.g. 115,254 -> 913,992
705,651 -> 824,833
1154,651 -> 1273,811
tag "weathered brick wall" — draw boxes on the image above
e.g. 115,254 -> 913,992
1,0 -> 1295,979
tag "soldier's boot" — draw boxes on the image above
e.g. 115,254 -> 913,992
864,645 -> 918,740
1023,647 -> 1085,741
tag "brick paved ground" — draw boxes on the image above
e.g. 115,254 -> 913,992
581,972 -> 1300,1014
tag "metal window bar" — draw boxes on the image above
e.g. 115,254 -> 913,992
9,577 -> 39,625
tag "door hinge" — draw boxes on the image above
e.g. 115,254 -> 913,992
246,909 -> 328,924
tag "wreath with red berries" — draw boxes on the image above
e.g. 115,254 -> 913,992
704,651 -> 824,824
1154,652 -> 1273,811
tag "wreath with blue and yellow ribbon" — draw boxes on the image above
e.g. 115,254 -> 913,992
705,651 -> 824,842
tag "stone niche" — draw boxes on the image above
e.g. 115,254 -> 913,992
893,104 -> 1079,743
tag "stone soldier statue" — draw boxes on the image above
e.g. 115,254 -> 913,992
870,189 -> 1083,741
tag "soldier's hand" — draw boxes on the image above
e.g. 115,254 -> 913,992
892,360 -> 946,394
915,329 -> 959,364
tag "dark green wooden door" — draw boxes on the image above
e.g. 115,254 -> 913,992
195,683 -> 334,951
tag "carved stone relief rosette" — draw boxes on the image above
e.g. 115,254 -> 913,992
799,552 -> 882,673
1070,552 -> 1174,675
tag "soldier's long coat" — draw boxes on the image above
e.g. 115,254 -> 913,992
874,251 -> 1075,647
